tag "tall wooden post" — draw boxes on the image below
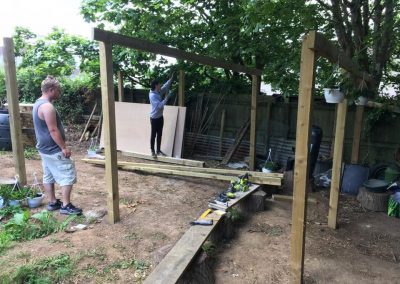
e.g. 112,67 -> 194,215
328,100 -> 348,229
219,109 -> 226,156
3,38 -> 27,185
178,70 -> 185,107
351,105 -> 364,163
99,42 -> 120,223
249,75 -> 259,171
117,71 -> 124,102
290,31 -> 317,284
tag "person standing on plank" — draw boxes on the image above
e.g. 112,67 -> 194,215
149,72 -> 175,158
32,75 -> 82,215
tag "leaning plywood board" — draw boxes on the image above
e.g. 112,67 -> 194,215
100,102 -> 183,156
172,107 -> 186,158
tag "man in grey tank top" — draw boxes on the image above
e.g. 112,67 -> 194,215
33,76 -> 82,215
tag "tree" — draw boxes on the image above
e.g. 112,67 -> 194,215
80,0 -> 323,95
315,0 -> 400,96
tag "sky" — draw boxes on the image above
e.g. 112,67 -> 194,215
0,0 -> 93,46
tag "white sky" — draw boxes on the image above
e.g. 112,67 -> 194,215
0,0 -> 93,46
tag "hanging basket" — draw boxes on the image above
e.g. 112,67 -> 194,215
324,88 -> 344,103
355,96 -> 368,106
27,193 -> 44,208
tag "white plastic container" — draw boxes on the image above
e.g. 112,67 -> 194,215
324,88 -> 344,103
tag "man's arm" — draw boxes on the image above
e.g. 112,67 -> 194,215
40,103 -> 71,158
160,73 -> 174,95
150,92 -> 168,112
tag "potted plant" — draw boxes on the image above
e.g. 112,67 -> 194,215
0,184 -> 13,208
9,187 -> 28,206
262,161 -> 278,173
26,187 -> 44,208
87,138 -> 98,158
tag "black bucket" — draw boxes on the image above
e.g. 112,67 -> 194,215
0,109 -> 12,151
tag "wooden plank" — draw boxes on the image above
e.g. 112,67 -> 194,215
82,158 -> 284,179
264,102 -> 272,154
92,28 -> 262,76
172,107 -> 186,158
219,109 -> 226,156
121,151 -> 205,167
178,70 -> 185,107
313,32 -> 373,82
221,119 -> 250,165
351,105 -> 364,163
290,31 -> 317,284
143,218 -> 221,284
249,75 -> 259,171
79,102 -> 97,142
328,100 -> 348,229
272,194 -> 317,205
117,71 -> 124,102
3,38 -> 27,185
99,41 -> 120,224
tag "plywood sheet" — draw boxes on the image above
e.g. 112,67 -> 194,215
100,102 -> 179,156
172,106 -> 186,158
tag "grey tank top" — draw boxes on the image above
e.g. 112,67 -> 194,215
33,99 -> 65,155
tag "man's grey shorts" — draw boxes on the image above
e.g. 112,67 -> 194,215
40,151 -> 77,186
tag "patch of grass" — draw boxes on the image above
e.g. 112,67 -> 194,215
0,150 -> 11,156
124,232 -> 140,240
23,147 -> 40,160
0,253 -> 74,284
15,251 -> 31,260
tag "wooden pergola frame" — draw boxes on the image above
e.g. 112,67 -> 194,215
290,30 -> 373,283
92,28 -> 263,224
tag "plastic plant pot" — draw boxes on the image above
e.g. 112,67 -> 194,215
323,88 -> 344,103
27,193 -> 44,208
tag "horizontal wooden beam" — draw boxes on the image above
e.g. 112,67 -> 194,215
272,194 -> 317,205
92,28 -> 262,76
83,159 -> 282,186
313,32 -> 373,83
82,158 -> 283,179
121,151 -> 205,167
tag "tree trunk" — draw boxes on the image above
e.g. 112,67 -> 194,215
357,186 -> 391,212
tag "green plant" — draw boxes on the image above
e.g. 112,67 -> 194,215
201,241 -> 217,258
0,184 -> 13,201
264,161 -> 279,171
23,147 -> 40,160
26,186 -> 42,199
226,208 -> 241,223
9,187 -> 28,201
0,205 -> 23,219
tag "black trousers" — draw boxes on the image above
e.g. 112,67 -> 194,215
150,116 -> 164,152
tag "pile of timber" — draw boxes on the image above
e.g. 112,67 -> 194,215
82,158 -> 283,186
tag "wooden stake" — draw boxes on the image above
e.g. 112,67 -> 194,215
290,31 -> 317,284
99,42 -> 120,224
117,71 -> 124,102
328,100 -> 348,229
221,119 -> 250,165
351,105 -> 364,163
3,38 -> 27,185
178,70 -> 185,106
219,109 -> 226,156
249,75 -> 259,171
79,102 -> 97,142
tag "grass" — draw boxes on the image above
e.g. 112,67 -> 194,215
0,253 -> 74,284
23,146 -> 40,160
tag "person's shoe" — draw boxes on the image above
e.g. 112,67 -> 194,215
60,203 -> 83,215
157,151 -> 167,157
47,199 -> 62,211
151,151 -> 157,158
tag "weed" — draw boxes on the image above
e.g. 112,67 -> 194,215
0,205 -> 23,219
23,147 -> 40,160
202,241 -> 217,258
0,253 -> 74,284
226,208 -> 241,223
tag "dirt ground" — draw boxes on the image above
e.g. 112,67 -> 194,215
1,129 -> 399,283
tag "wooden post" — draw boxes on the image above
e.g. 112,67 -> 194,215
290,31 -> 317,284
3,38 -> 27,185
264,101 -> 272,153
219,109 -> 226,156
178,70 -> 185,107
99,42 -> 120,223
249,75 -> 259,171
328,99 -> 348,229
351,105 -> 364,163
117,71 -> 124,102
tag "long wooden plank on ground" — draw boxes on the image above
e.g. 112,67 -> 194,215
92,28 -> 262,76
3,38 -> 27,185
290,31 -> 317,284
99,41 -> 120,224
145,184 -> 260,284
82,158 -> 283,178
83,159 -> 282,185
121,151 -> 204,167
143,217 -> 222,284
328,100 -> 348,229
100,103 -> 182,157
221,119 -> 250,164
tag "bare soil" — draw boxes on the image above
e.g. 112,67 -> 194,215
1,129 -> 399,283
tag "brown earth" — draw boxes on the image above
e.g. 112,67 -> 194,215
0,128 -> 399,283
